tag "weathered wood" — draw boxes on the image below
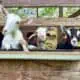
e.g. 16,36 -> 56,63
2,0 -> 80,7
0,51 -> 79,60
21,18 -> 80,27
1,18 -> 80,27
59,7 -> 63,17
0,60 -> 79,80
58,7 -> 63,42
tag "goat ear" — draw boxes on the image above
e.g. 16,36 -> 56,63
60,25 -> 66,33
66,29 -> 71,36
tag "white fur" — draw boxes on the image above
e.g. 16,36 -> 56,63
36,27 -> 47,41
71,37 -> 78,47
2,13 -> 29,51
36,27 -> 48,49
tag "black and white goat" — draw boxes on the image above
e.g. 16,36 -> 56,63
57,25 -> 80,49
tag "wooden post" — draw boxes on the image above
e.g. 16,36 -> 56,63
59,6 -> 63,17
36,8 -> 39,18
58,6 -> 63,43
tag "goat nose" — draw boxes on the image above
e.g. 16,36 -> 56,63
73,40 -> 76,43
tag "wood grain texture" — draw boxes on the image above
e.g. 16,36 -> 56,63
0,60 -> 79,80
2,0 -> 80,7
0,18 -> 80,26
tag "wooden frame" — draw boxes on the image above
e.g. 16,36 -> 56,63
0,0 -> 80,60
0,18 -> 80,60
0,51 -> 80,60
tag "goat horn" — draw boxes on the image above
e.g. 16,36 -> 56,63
0,3 -> 9,16
60,24 -> 66,33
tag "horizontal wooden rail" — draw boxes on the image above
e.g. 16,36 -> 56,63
0,51 -> 79,60
23,18 -> 80,27
1,18 -> 80,27
2,0 -> 80,7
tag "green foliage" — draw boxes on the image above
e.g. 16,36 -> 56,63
7,8 -> 19,14
7,7 -> 80,18
7,8 -> 37,18
38,7 -> 58,17
63,7 -> 80,17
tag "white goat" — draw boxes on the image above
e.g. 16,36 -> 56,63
28,27 -> 48,49
0,4 -> 29,51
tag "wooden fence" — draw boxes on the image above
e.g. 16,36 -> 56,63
2,0 -> 80,7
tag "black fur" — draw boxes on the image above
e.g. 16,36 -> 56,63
57,28 -> 80,49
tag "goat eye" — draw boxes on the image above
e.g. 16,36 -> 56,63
16,21 -> 19,24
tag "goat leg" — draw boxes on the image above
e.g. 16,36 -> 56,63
20,39 -> 29,52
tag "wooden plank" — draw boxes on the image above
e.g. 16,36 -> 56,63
1,18 -> 80,27
0,51 -> 79,60
22,18 -> 80,27
2,0 -> 80,7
